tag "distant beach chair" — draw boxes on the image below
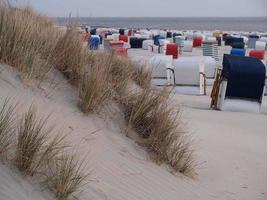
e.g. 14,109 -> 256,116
230,48 -> 246,56
202,41 -> 219,63
158,39 -> 170,54
249,50 -> 265,60
248,33 -> 260,49
174,36 -> 185,54
130,37 -> 146,49
166,44 -> 179,59
211,54 -> 266,113
193,36 -> 203,48
255,41 -> 267,51
173,56 -> 216,95
88,35 -> 100,50
109,41 -> 128,57
183,40 -> 193,52
149,55 -> 174,86
142,40 -> 154,50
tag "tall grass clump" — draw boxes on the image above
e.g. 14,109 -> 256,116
109,55 -> 135,93
123,88 -> 167,138
0,3 -> 87,81
0,3 -> 61,78
15,106 -> 52,174
53,28 -> 88,80
13,105 -> 88,199
45,154 -> 88,200
132,64 -> 152,89
148,96 -> 194,175
123,88 -> 195,176
15,106 -> 68,176
0,99 -> 16,158
78,53 -> 114,113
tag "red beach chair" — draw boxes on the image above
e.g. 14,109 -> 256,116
109,41 -> 124,49
193,37 -> 203,47
166,43 -> 179,59
119,35 -> 128,43
109,41 -> 128,57
249,50 -> 265,60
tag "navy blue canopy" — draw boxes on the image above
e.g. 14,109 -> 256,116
173,33 -> 182,38
119,29 -> 125,35
130,37 -> 146,48
225,36 -> 244,46
90,28 -> 96,35
153,35 -> 165,46
222,54 -> 266,102
166,32 -> 172,38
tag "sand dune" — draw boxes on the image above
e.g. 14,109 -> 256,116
0,59 -> 266,200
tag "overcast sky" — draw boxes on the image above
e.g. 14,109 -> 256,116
17,0 -> 267,17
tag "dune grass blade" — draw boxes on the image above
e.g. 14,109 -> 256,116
149,101 -> 195,175
31,133 -> 68,176
46,154 -> 88,200
15,106 -> 53,175
53,28 -> 87,80
0,4 -> 61,79
124,88 -> 168,138
132,65 -> 152,89
78,54 -> 113,114
109,55 -> 135,93
123,88 -> 195,175
0,99 -> 16,158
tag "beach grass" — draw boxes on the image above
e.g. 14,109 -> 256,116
45,153 -> 88,200
0,3 -> 195,176
78,54 -> 113,114
15,106 -> 54,175
0,99 -> 16,160
122,88 -> 195,175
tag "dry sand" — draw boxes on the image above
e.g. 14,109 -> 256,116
0,45 -> 266,200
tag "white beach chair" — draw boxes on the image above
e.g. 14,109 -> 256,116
158,39 -> 170,54
183,40 -> 193,52
149,55 -> 174,86
173,57 -> 216,95
142,40 -> 154,50
255,41 -> 267,51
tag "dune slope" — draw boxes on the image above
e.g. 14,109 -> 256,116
0,63 -> 266,200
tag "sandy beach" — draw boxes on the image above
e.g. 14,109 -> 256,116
0,44 -> 266,200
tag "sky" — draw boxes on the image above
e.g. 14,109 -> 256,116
16,0 -> 267,17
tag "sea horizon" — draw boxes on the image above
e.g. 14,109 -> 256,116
53,17 -> 267,32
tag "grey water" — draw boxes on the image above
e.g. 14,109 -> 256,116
54,17 -> 267,32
